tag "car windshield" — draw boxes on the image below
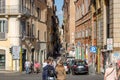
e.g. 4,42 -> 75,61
75,61 -> 86,66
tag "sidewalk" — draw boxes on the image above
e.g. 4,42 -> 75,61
0,70 -> 25,74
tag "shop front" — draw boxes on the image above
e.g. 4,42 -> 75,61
0,49 -> 5,70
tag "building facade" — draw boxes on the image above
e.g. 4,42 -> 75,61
46,0 -> 60,58
63,0 -> 76,54
0,0 -> 49,71
89,0 -> 120,73
74,0 -> 91,61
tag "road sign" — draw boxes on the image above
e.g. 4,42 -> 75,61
107,38 -> 113,50
77,41 -> 81,46
90,46 -> 97,53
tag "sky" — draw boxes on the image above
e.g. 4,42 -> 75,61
55,0 -> 64,27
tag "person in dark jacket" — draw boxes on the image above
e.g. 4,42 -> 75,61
42,58 -> 56,80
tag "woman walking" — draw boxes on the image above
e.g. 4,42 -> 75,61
56,61 -> 66,80
104,63 -> 118,80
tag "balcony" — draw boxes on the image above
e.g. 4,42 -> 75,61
0,5 -> 31,17
0,32 -> 6,40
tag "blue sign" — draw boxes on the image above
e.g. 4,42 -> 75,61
77,42 -> 81,46
90,46 -> 97,53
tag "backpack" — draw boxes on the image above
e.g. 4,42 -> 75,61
47,66 -> 55,77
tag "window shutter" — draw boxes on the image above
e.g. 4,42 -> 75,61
33,24 -> 36,37
5,20 -> 8,33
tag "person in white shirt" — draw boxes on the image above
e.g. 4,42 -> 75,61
42,59 -> 47,68
52,60 -> 56,68
25,60 -> 30,74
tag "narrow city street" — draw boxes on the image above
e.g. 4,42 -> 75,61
0,72 -> 104,80
1,0 -> 120,80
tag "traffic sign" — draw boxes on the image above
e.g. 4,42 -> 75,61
107,38 -> 113,50
90,46 -> 97,53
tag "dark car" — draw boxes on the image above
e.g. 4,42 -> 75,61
71,60 -> 88,75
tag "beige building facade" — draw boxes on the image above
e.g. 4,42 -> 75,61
90,0 -> 120,72
108,0 -> 120,63
75,0 -> 91,60
0,0 -> 49,71
63,0 -> 75,53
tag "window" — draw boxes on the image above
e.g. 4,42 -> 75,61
94,21 -> 97,39
85,0 -> 89,13
38,30 -> 40,40
44,31 -> 46,41
0,0 -> 5,13
86,29 -> 88,37
0,20 -> 7,40
0,20 -> 7,33
26,22 -> 30,36
81,3 -> 85,16
37,7 -> 41,19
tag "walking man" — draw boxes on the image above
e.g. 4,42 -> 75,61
25,60 -> 31,74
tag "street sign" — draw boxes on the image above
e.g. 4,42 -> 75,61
77,41 -> 81,46
12,46 -> 21,59
107,38 -> 113,50
90,46 -> 97,53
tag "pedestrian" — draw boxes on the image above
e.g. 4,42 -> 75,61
34,61 -> 40,74
55,60 -> 66,80
117,67 -> 120,80
43,59 -> 48,68
24,60 -> 31,74
30,61 -> 34,73
104,63 -> 118,80
42,58 -> 57,80
117,60 -> 120,80
52,60 -> 57,68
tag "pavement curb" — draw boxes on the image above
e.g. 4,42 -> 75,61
0,70 -> 21,73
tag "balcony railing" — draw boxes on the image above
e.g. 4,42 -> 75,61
0,32 -> 6,40
0,5 -> 31,16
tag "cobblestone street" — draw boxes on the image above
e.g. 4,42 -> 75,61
0,71 -> 104,80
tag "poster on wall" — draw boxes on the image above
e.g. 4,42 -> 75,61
112,52 -> 120,63
12,46 -> 21,59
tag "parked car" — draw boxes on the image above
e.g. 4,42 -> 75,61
71,60 -> 88,75
63,62 -> 71,74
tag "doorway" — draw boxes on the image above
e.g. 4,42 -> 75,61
0,54 -> 5,70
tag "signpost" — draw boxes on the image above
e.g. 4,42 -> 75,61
12,46 -> 21,71
107,38 -> 113,50
90,46 -> 97,75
